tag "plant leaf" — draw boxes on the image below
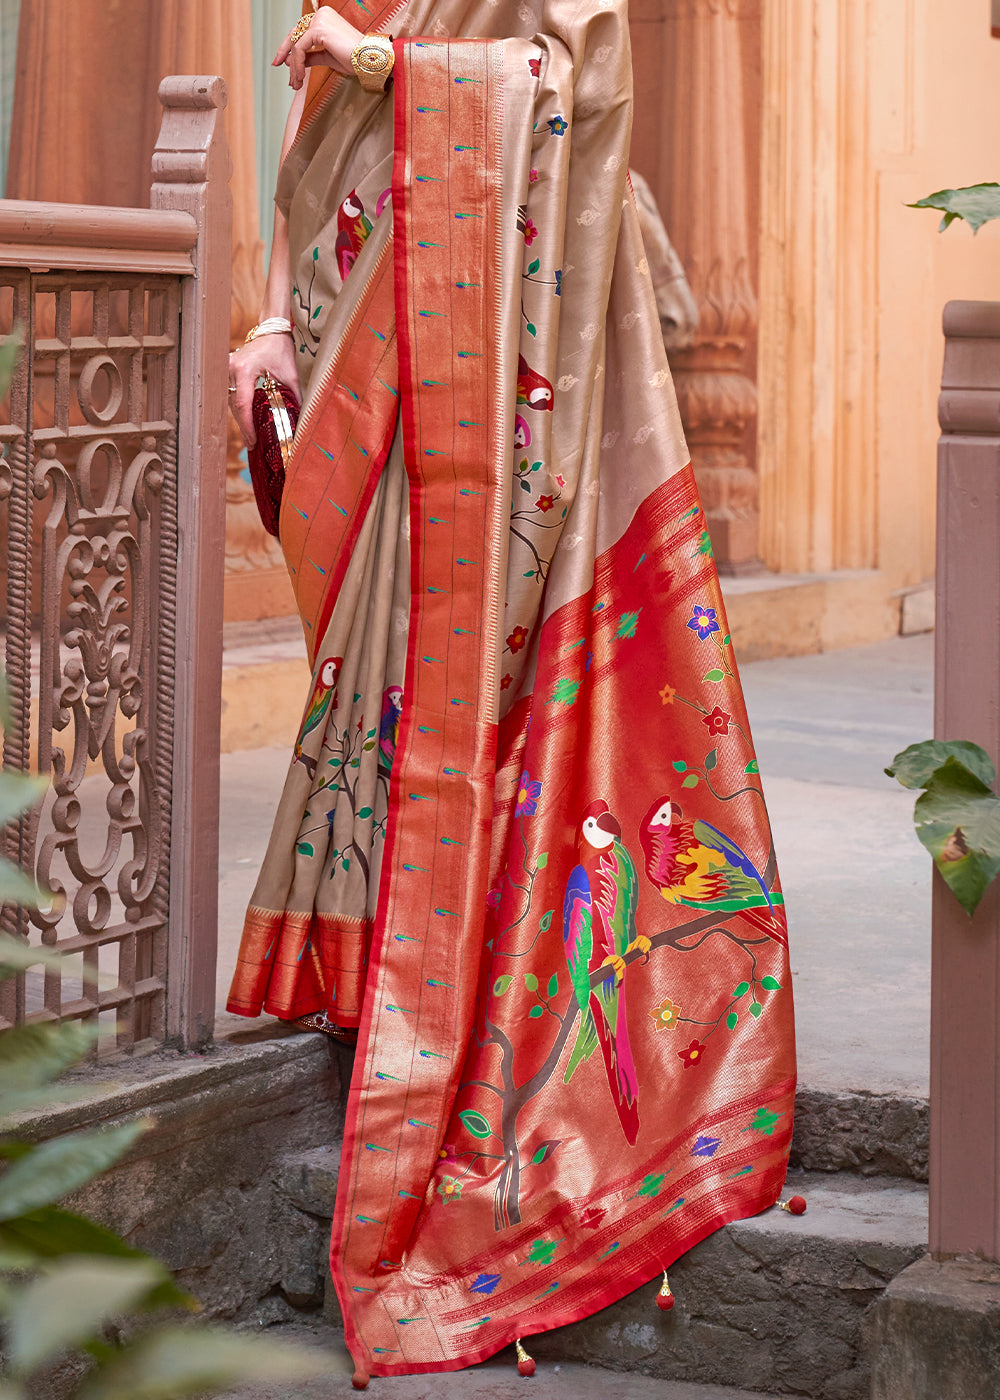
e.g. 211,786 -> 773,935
75,1325 -> 337,1400
493,975 -> 513,996
705,749 -> 718,772
7,1258 -> 167,1376
908,183 -> 1000,234
458,1109 -> 493,1140
0,333 -> 22,401
524,973 -> 538,992
0,860 -> 49,909
0,1122 -> 151,1221
886,739 -> 995,790
913,756 -> 1000,916
0,773 -> 48,827
539,909 -> 553,932
0,1020 -> 98,1094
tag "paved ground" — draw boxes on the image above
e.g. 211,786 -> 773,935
217,634 -> 934,1099
216,1322 -> 798,1399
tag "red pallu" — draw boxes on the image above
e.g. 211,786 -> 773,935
228,11 -> 794,1379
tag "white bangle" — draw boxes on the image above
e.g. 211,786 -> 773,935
245,316 -> 293,343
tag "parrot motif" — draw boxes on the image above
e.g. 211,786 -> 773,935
639,797 -> 787,946
562,800 -> 650,1146
293,655 -> 342,778
517,354 -> 554,412
378,685 -> 403,776
335,190 -> 374,282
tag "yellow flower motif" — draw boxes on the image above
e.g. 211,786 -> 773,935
437,1175 -> 463,1204
650,997 -> 681,1032
659,682 -> 676,706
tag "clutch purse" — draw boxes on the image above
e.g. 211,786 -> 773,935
247,373 -> 300,537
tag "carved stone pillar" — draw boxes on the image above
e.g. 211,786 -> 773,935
630,0 -> 762,572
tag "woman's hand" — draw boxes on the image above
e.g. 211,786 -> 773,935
228,333 -> 301,450
273,8 -> 364,90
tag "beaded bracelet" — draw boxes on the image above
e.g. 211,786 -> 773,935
245,317 -> 294,344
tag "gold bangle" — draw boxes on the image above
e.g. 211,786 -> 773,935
350,33 -> 395,94
287,12 -> 314,46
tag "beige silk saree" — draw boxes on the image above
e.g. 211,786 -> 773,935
227,0 -> 795,1378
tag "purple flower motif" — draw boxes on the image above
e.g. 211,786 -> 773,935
515,770 -> 543,817
547,115 -> 568,137
686,604 -> 720,641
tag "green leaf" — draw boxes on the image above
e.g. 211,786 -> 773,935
749,1002 -> 763,1018
0,1020 -> 98,1110
313,245 -> 320,260
722,634 -> 731,646
745,759 -> 760,775
493,975 -> 513,996
75,1325 -> 336,1400
0,1121 -> 150,1221
528,258 -> 540,275
913,756 -> 1000,916
705,748 -> 718,771
530,1139 -> 560,1165
908,182 -> 1000,234
0,332 -> 22,401
886,739 -> 995,791
526,322 -> 536,336
703,668 -> 725,683
311,305 -> 323,319
458,1109 -> 493,1140
357,806 -> 373,819
733,982 -> 750,998
672,760 -> 687,773
539,909 -> 553,932
681,774 -> 699,789
362,739 -> 377,751
761,976 -> 782,991
7,1257 -> 167,1376
296,842 -> 314,857
524,973 -> 538,992
528,1005 -> 544,1018
0,859 -> 48,909
726,1012 -> 738,1030
0,772 -> 47,827
547,973 -> 559,998
535,852 -> 549,869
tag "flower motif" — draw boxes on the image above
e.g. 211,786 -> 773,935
515,770 -> 543,817
528,57 -> 541,76
659,682 -> 676,706
529,167 -> 539,183
703,706 -> 731,737
500,672 -> 513,691
547,115 -> 569,137
439,1142 -> 458,1163
535,494 -> 554,513
506,625 -> 529,654
523,218 -> 539,245
678,1038 -> 707,1069
555,473 -> 566,487
437,1175 -> 463,1204
650,997 -> 681,1032
687,604 -> 720,640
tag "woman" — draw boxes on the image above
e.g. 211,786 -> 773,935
227,0 -> 795,1383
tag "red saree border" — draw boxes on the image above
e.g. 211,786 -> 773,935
226,905 -> 371,1025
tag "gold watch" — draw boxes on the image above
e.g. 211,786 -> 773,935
350,32 -> 395,93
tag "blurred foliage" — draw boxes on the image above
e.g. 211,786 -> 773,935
908,182 -> 1000,234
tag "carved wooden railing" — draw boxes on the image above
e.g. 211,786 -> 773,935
0,76 -> 231,1052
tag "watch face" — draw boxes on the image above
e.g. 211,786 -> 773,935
355,42 -> 391,74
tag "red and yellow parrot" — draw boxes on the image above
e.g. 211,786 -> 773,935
293,655 -> 342,777
517,354 -> 554,412
335,190 -> 373,283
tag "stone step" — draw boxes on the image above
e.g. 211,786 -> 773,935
273,1151 -> 927,1400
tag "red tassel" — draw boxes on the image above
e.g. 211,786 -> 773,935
656,1270 -> 675,1311
779,1195 -> 807,1216
515,1339 -> 536,1376
351,1370 -> 370,1390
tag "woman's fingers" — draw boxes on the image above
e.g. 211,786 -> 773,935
230,369 -> 257,449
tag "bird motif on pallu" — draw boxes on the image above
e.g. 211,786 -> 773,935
639,797 -> 787,947
335,189 -> 374,282
516,354 -> 554,412
293,655 -> 342,778
562,800 -> 651,1146
378,685 -> 403,777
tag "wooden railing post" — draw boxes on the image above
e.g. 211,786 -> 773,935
151,77 -> 232,1049
930,300 -> 1000,1260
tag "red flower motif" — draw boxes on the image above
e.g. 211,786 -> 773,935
702,705 -> 731,737
529,167 -> 539,184
528,58 -> 541,76
578,1206 -> 606,1230
506,626 -> 529,654
523,218 -> 539,246
500,672 -> 513,691
535,494 -> 554,513
678,1038 -> 707,1069
438,1142 -> 458,1163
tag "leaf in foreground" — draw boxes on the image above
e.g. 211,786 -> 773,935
908,182 -> 1000,234
0,1121 -> 150,1221
913,756 -> 1000,916
886,739 -> 996,791
76,1326 -> 345,1400
5,1257 -> 167,1377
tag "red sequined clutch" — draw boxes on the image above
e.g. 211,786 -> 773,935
247,373 -> 300,537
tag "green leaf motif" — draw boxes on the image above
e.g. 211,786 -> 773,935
733,982 -> 750,998
493,975 -> 513,996
908,182 -> 1000,234
549,678 -> 582,706
528,258 -> 540,275
705,748 -> 718,772
527,322 -> 537,337
637,1173 -> 665,1198
536,852 -> 549,869
616,611 -> 640,639
528,1005 -> 544,1018
530,1139 -> 561,1165
750,1002 -> 762,1018
726,1012 -> 738,1030
357,806 -> 373,819
913,756 -> 1000,916
539,909 -> 553,932
681,774 -> 699,789
524,973 -> 539,992
547,973 -> 559,997
459,1109 -> 494,1140
761,976 -> 782,991
886,739 -> 995,791
745,759 -> 760,775
704,668 -> 725,683
722,634 -> 731,646
672,760 -> 687,773
296,842 -> 313,857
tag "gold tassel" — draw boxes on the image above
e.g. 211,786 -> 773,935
515,1338 -> 536,1376
656,1269 -> 675,1311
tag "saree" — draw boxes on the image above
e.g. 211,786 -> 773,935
227,0 -> 795,1378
